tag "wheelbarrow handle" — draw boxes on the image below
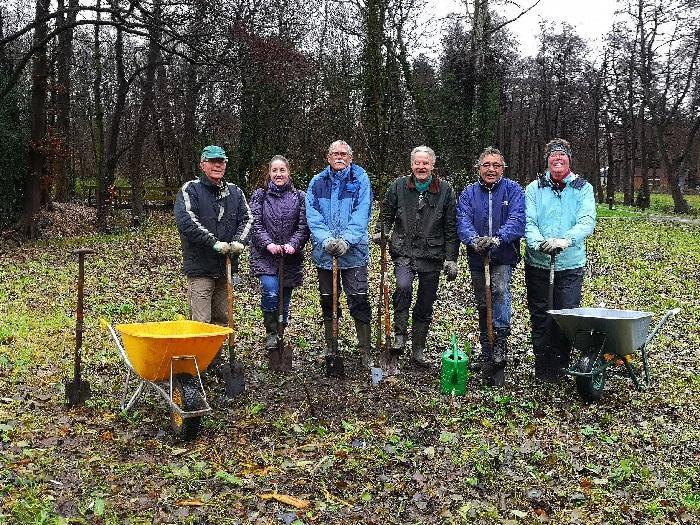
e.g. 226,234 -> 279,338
644,308 -> 680,347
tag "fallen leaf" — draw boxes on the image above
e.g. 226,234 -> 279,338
259,493 -> 310,509
175,499 -> 204,507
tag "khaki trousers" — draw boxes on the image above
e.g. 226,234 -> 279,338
187,276 -> 228,326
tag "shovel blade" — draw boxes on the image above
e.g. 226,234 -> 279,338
325,354 -> 345,378
370,366 -> 383,385
65,379 -> 91,407
269,345 -> 293,373
220,362 -> 245,398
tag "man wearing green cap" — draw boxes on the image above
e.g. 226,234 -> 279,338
175,145 -> 253,326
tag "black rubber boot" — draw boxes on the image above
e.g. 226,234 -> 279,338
263,311 -> 278,351
354,319 -> 374,368
392,309 -> 409,354
411,322 -> 430,368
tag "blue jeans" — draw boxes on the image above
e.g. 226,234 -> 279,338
470,265 -> 513,329
260,275 -> 292,323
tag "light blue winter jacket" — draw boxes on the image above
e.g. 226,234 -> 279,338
524,171 -> 596,271
305,163 -> 372,270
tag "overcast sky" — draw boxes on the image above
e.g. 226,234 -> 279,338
433,0 -> 619,58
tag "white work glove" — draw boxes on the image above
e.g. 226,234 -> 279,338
371,232 -> 383,244
229,241 -> 245,254
213,241 -> 230,254
539,238 -> 570,254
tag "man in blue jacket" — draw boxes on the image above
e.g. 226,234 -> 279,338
524,138 -> 596,382
457,147 -> 525,386
306,140 -> 374,367
175,145 -> 253,327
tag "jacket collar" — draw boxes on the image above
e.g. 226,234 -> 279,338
200,175 -> 230,198
478,176 -> 503,191
406,174 -> 441,194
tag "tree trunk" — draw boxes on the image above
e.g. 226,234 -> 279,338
53,0 -> 78,202
20,0 -> 50,238
97,0 -> 128,232
128,0 -> 161,226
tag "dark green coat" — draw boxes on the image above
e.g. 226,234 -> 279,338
380,175 -> 458,272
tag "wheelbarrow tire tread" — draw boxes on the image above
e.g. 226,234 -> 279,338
575,353 -> 605,403
170,373 -> 203,441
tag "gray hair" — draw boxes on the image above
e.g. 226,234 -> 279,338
269,154 -> 290,170
327,140 -> 353,156
411,145 -> 436,164
474,146 -> 507,168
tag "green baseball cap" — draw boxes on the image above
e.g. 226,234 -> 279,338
201,145 -> 228,161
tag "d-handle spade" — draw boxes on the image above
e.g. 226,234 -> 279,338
65,248 -> 95,407
269,253 -> 293,372
325,256 -> 345,378
221,257 -> 246,398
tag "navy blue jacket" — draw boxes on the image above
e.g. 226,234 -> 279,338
456,177 -> 525,270
174,176 -> 253,278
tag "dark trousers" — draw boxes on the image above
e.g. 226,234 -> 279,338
317,266 -> 371,324
392,258 -> 440,325
525,264 -> 584,365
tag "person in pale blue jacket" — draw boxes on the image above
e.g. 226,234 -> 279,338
306,140 -> 373,367
524,138 -> 596,383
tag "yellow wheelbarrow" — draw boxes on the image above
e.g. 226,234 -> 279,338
104,320 -> 232,440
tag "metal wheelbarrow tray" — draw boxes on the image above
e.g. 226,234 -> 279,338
548,307 -> 680,402
106,320 -> 232,440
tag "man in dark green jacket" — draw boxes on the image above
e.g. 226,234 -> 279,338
376,145 -> 459,375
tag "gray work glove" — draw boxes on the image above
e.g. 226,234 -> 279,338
371,232 -> 383,245
323,238 -> 349,256
471,236 -> 500,254
213,241 -> 230,254
334,239 -> 349,256
443,260 -> 459,281
539,238 -> 570,254
229,241 -> 245,254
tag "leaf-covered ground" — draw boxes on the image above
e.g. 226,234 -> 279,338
1,204 -> 699,524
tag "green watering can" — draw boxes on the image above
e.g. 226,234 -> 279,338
440,334 -> 470,396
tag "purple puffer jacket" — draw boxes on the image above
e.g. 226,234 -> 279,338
249,181 -> 309,287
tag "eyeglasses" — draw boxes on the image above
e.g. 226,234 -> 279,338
480,162 -> 504,169
205,158 -> 227,163
330,151 -> 350,157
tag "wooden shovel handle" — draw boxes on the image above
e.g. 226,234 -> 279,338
226,257 -> 235,348
484,254 -> 494,348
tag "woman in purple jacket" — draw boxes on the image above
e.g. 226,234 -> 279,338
249,155 -> 310,352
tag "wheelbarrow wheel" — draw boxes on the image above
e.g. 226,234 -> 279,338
575,353 -> 606,403
170,373 -> 203,441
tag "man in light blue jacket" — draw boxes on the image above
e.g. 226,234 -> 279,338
524,138 -> 596,383
306,140 -> 373,367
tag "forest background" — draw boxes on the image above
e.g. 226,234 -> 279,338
2,0 -> 700,237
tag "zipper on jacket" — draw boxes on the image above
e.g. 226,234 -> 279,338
488,189 -> 493,236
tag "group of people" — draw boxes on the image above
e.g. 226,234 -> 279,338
174,138 -> 596,386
